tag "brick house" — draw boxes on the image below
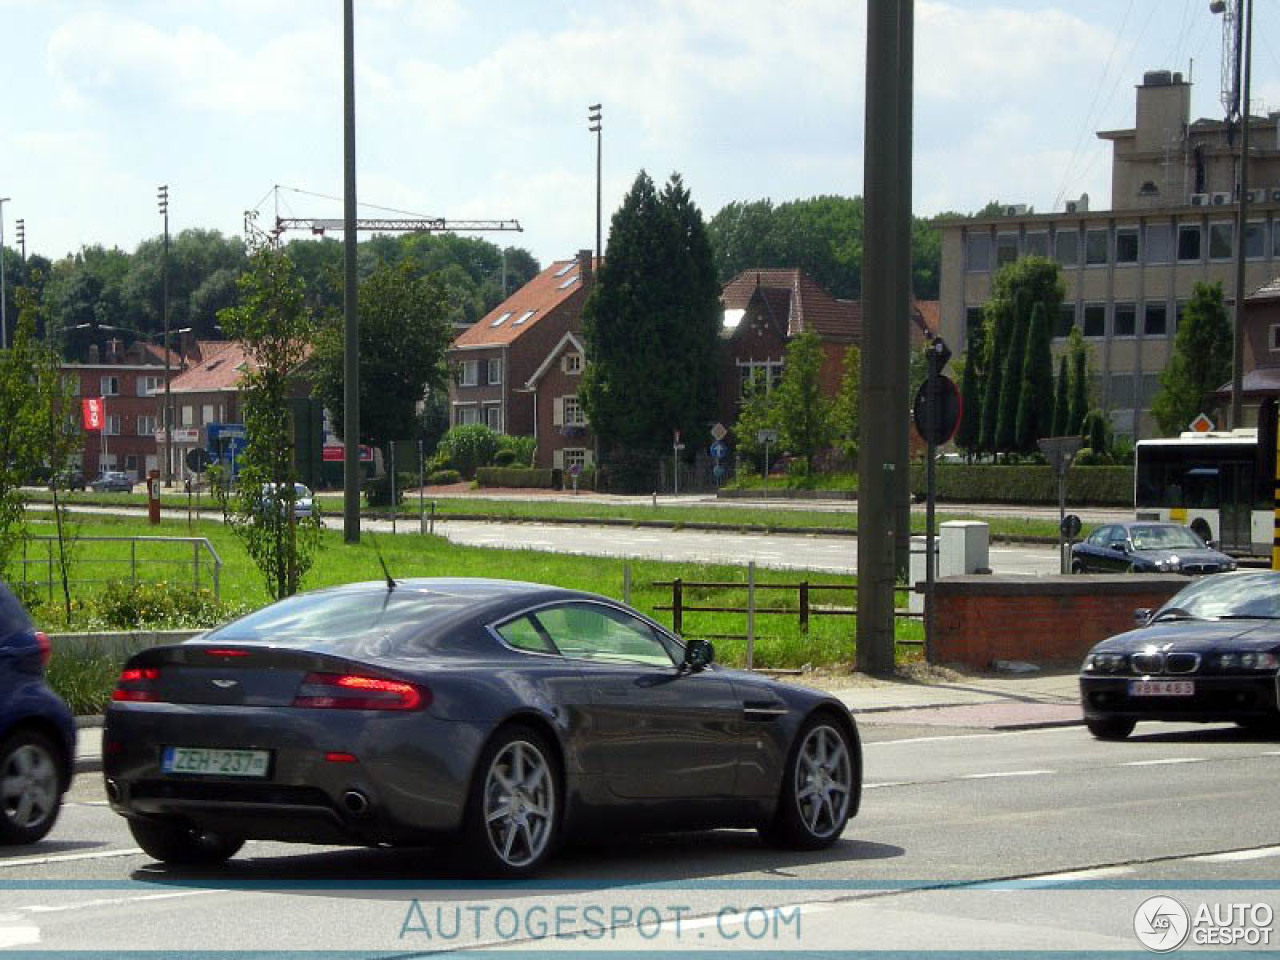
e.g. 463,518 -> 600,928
1211,276 -> 1280,405
524,331 -> 592,471
448,250 -> 598,450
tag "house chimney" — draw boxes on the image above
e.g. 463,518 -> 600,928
87,344 -> 100,364
106,338 -> 123,363
577,248 -> 594,287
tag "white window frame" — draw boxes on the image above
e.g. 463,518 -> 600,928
201,404 -> 215,425
137,415 -> 157,437
104,415 -> 121,436
100,376 -> 120,397
562,353 -> 583,375
1270,324 -> 1280,352
136,375 -> 162,397
737,359 -> 784,396
1084,228 -> 1109,266
458,360 -> 479,387
454,404 -> 479,426
484,404 -> 502,432
1177,223 -> 1203,262
1114,225 -> 1140,264
1208,221 -> 1235,261
487,358 -> 503,385
556,395 -> 586,427
181,405 -> 194,427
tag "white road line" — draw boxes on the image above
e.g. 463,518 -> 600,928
864,781 -> 915,789
20,890 -> 215,915
962,769 -> 1055,780
1261,751 -> 1280,757
864,726 -> 1082,747
0,847 -> 143,869
1188,846 -> 1280,863
1120,757 -> 1204,767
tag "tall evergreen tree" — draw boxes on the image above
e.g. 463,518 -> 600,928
978,298 -> 1011,454
831,344 -> 861,463
1067,327 -> 1089,438
581,171 -> 721,465
995,290 -> 1029,454
1015,302 -> 1055,451
1150,281 -> 1232,435
955,320 -> 983,456
1051,354 -> 1070,437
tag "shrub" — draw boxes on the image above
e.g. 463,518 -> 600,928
908,464 -> 1132,505
496,434 -> 536,467
493,449 -> 517,467
476,467 -> 556,488
428,469 -> 462,485
91,581 -> 243,630
45,652 -> 118,715
436,425 -> 500,479
364,473 -> 403,507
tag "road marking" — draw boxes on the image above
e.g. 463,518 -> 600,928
864,726 -> 1081,747
864,781 -> 914,790
0,848 -> 143,869
0,924 -> 40,948
970,865 -> 1135,888
1120,757 -> 1204,767
1261,751 -> 1280,757
1188,845 -> 1280,863
19,890 -> 214,915
962,769 -> 1055,780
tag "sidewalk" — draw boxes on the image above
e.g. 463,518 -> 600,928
71,670 -> 1082,775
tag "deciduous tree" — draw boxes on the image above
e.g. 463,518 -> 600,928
1150,280 -> 1232,436
771,332 -> 834,472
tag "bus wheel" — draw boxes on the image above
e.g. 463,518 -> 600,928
1189,518 -> 1212,544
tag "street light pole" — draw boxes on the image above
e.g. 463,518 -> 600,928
158,185 -> 173,485
588,104 -> 602,265
0,197 -> 9,351
1229,0 -> 1253,429
342,0 -> 361,544
15,220 -> 24,262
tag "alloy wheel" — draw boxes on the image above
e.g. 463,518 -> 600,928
483,740 -> 555,868
1,742 -> 58,831
793,724 -> 852,839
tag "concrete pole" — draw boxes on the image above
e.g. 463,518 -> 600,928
892,0 -> 915,580
1230,0 -> 1253,429
342,0 -> 361,544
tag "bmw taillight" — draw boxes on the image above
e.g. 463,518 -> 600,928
293,673 -> 426,711
113,667 -> 161,702
35,631 -> 51,669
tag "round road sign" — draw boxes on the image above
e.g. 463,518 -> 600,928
185,448 -> 213,474
710,440 -> 728,460
913,375 -> 962,446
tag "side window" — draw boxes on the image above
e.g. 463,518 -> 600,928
496,615 -> 558,656
1088,526 -> 1112,546
535,603 -> 675,667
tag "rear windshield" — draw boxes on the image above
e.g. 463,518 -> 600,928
199,587 -> 479,656
0,582 -> 33,644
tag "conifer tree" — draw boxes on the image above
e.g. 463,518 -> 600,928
1051,354 -> 1070,437
1068,327 -> 1089,438
1015,302 -> 1055,451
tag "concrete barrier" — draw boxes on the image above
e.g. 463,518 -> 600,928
49,629 -> 205,661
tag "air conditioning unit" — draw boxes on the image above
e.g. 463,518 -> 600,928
1271,188 -> 1280,204
1245,188 -> 1267,204
1003,203 -> 1028,217
1211,191 -> 1231,205
1190,193 -> 1209,206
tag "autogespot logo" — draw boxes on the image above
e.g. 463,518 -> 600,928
1134,896 -> 1191,952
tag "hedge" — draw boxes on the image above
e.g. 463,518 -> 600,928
476,467 -> 559,489
909,464 -> 1133,505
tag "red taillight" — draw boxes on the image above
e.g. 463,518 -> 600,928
34,632 -> 51,668
324,751 -> 358,763
293,673 -> 426,711
203,648 -> 251,658
113,666 -> 161,702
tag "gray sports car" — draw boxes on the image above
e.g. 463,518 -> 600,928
104,578 -> 861,876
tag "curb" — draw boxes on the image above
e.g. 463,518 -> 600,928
75,757 -> 102,775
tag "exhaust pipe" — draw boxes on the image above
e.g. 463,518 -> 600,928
342,790 -> 370,816
104,779 -> 121,803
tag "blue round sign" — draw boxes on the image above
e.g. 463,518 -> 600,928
713,464 -> 726,481
710,441 -> 728,460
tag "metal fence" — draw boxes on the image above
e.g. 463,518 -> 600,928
17,535 -> 223,602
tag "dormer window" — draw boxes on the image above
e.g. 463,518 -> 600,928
562,353 -> 583,375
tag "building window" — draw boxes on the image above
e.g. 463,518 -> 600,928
458,360 -> 479,387
1083,304 -> 1106,338
1054,304 -> 1076,339
104,415 -> 121,436
1244,221 -> 1265,259
563,448 -> 587,472
1085,228 -> 1109,266
562,353 -> 583,375
136,375 -> 162,397
1145,223 -> 1172,263
1140,374 -> 1162,405
1024,232 -> 1049,258
454,405 -> 479,426
1110,374 -> 1136,408
1273,222 -> 1280,259
738,359 -> 783,396
100,376 -> 120,397
1209,222 -> 1234,260
1271,324 -> 1280,352
562,395 -> 586,426
487,358 -> 502,385
484,405 -> 501,431
1054,230 -> 1079,266
1115,227 -> 1139,264
1177,224 -> 1202,261
995,233 -> 1019,267
964,234 -> 991,272
1113,303 -> 1136,338
1143,303 -> 1167,337
137,416 -> 157,436
201,404 -> 215,424
181,406 -> 194,426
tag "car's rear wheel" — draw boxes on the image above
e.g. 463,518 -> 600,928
761,716 -> 855,850
0,730 -> 64,845
461,725 -> 560,877
1086,715 -> 1136,740
128,818 -> 244,865
1071,559 -> 1085,574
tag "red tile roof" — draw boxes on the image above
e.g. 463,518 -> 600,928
168,342 -> 250,393
721,269 -> 862,341
453,257 -> 600,348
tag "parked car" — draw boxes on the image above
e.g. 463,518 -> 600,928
257,482 -> 314,519
104,578 -> 861,875
51,469 -> 86,492
90,471 -> 134,493
1070,521 -> 1236,575
1080,570 -> 1280,739
0,581 -> 75,844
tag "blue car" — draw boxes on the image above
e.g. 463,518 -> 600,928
0,582 -> 75,844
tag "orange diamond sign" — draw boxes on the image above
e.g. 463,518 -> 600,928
1189,413 -> 1215,433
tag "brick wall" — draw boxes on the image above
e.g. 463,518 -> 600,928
932,575 -> 1188,669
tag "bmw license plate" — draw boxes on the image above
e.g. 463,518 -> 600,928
162,746 -> 270,778
1128,680 -> 1195,697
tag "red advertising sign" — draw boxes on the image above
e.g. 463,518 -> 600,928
81,397 -> 104,431
323,444 -> 375,462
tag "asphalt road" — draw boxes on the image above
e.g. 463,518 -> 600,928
5,720 -> 1278,952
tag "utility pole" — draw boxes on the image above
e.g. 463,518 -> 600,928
342,0 -> 361,544
589,105 -> 602,265
14,219 -> 24,262
1228,0 -> 1253,428
892,0 -> 915,580
158,185 -> 173,485
0,197 -> 9,351
857,0 -> 913,674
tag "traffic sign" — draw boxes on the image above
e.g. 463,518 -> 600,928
710,422 -> 728,441
1189,413 -> 1215,433
185,448 -> 213,474
912,375 -> 962,445
713,464 -> 726,482
568,463 -> 582,477
710,440 -> 728,460
1060,513 -> 1082,540
756,429 -> 778,444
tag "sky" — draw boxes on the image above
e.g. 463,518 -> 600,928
3,0 -> 1280,269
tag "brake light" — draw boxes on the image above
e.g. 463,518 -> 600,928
293,673 -> 426,711
113,666 -> 161,702
34,631 -> 51,668
203,648 -> 251,658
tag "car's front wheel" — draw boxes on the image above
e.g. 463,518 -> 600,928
1071,559 -> 1085,574
0,730 -> 65,845
128,818 -> 244,865
761,716 -> 856,850
1086,715 -> 1136,740
461,725 -> 560,877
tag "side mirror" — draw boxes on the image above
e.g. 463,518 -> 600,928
1133,607 -> 1152,626
683,638 -> 715,670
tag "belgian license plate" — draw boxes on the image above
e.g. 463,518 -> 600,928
1129,680 -> 1195,697
162,746 -> 270,778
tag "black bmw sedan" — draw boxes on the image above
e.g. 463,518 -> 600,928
1070,522 -> 1236,575
104,579 -> 861,876
1079,570 -> 1280,739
